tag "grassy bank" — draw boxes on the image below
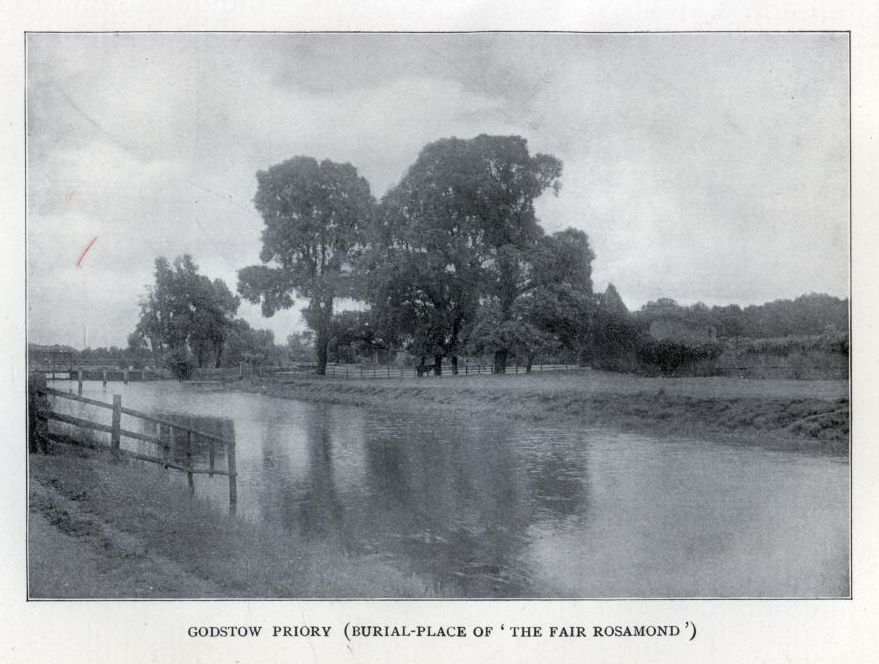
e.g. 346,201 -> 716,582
29,445 -> 433,599
230,369 -> 849,454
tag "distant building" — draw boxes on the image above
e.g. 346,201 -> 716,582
649,318 -> 717,344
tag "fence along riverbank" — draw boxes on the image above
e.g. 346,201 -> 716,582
34,385 -> 238,515
47,361 -> 575,387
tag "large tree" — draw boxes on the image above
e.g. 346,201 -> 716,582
365,139 -> 485,374
516,228 -> 596,365
471,228 -> 595,370
238,157 -> 374,375
368,135 -> 563,373
130,255 -> 239,370
468,136 -> 563,372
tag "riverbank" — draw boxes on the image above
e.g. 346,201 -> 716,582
226,369 -> 849,454
29,446 -> 433,598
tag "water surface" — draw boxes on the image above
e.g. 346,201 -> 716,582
48,380 -> 850,598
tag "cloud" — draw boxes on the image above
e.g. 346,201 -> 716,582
26,32 -> 849,347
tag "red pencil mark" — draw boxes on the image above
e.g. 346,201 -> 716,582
76,236 -> 98,268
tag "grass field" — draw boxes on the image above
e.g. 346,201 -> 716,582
293,367 -> 848,399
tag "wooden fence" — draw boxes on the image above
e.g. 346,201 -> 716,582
46,361 -> 580,386
35,387 -> 238,515
287,362 -> 578,380
46,368 -> 171,391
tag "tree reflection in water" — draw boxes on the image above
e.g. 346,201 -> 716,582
250,402 -> 593,596
359,416 -> 589,597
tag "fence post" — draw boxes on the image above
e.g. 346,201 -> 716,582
102,369 -> 108,386
208,439 -> 215,478
160,425 -> 169,468
346,365 -> 349,378
77,369 -> 83,396
186,430 -> 195,496
29,372 -> 50,454
123,368 -> 129,384
111,394 -> 121,455
239,361 -> 244,378
227,441 -> 238,516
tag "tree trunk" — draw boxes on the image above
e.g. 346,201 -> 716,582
433,354 -> 443,376
526,356 -> 533,373
493,349 -> 508,374
148,337 -> 162,360
450,317 -> 461,376
418,356 -> 427,377
315,327 -> 329,375
313,297 -> 334,376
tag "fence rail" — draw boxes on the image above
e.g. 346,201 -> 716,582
281,362 -> 578,380
36,387 -> 237,515
42,368 -> 170,382
45,361 -> 581,386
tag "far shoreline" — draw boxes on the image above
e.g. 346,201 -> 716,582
202,369 -> 850,456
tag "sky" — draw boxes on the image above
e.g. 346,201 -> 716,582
26,32 -> 850,349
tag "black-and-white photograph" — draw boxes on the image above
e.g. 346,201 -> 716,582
26,31 -> 850,600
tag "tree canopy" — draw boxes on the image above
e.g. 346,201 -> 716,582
129,255 -> 239,371
472,228 -> 596,367
367,134 -> 572,373
633,293 -> 849,339
238,156 -> 375,374
123,136 -> 848,379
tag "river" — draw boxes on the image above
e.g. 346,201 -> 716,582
48,379 -> 850,598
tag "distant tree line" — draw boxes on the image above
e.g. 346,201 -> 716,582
124,133 -> 848,378
592,292 -> 849,375
633,293 -> 848,339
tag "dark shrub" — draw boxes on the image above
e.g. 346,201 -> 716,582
166,347 -> 195,380
638,340 -> 723,375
